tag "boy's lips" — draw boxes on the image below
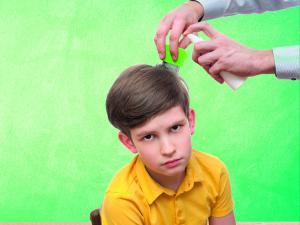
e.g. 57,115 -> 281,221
162,158 -> 182,168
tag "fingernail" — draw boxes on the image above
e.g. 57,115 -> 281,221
159,53 -> 164,59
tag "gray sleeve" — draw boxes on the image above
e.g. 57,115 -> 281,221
195,0 -> 299,20
273,46 -> 299,80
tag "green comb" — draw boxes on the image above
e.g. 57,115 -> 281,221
162,45 -> 187,73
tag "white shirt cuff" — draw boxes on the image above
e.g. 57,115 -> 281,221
273,46 -> 299,80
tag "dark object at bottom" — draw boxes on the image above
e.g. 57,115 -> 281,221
90,208 -> 101,225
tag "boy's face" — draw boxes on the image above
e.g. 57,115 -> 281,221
119,105 -> 195,182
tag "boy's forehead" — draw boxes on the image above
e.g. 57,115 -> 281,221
131,106 -> 188,135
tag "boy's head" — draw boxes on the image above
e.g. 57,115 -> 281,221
106,64 -> 190,138
106,64 -> 196,184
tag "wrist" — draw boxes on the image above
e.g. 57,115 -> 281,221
253,50 -> 275,75
187,0 -> 204,22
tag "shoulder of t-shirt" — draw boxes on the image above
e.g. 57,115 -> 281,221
104,156 -> 140,195
192,149 -> 228,177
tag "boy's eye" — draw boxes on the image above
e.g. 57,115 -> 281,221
171,125 -> 181,132
143,134 -> 154,141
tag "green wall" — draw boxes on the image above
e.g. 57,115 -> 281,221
0,0 -> 299,222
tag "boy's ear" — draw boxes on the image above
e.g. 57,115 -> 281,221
188,109 -> 195,135
118,132 -> 138,154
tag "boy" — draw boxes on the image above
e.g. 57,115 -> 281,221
102,64 -> 236,225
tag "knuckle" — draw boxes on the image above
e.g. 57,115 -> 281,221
156,30 -> 165,38
217,58 -> 227,68
217,58 -> 224,64
169,34 -> 179,42
176,17 -> 186,24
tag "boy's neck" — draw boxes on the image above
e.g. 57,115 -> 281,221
145,168 -> 186,192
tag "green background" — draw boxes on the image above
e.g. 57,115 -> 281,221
0,0 -> 299,222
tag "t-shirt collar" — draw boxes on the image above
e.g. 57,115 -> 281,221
135,150 -> 203,205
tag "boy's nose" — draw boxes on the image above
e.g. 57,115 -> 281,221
160,138 -> 176,156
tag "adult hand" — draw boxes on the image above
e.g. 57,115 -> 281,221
154,1 -> 204,60
183,23 -> 275,84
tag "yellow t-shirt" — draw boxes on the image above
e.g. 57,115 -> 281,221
101,149 -> 234,225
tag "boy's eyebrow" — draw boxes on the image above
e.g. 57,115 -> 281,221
169,119 -> 186,127
135,119 -> 187,138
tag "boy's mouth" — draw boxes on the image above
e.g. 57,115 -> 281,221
162,158 -> 182,168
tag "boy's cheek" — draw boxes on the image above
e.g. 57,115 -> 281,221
176,135 -> 192,150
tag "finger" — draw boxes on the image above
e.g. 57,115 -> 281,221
192,41 -> 216,62
196,52 -> 224,84
208,70 -> 225,84
179,31 -> 199,48
169,19 -> 186,60
197,51 -> 219,67
208,62 -> 225,83
194,41 -> 217,54
178,36 -> 191,49
183,22 -> 221,39
154,18 -> 173,59
198,63 -> 224,84
210,74 -> 225,84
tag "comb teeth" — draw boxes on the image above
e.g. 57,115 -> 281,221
162,62 -> 179,73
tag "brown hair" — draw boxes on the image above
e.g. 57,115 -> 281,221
106,64 -> 189,137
